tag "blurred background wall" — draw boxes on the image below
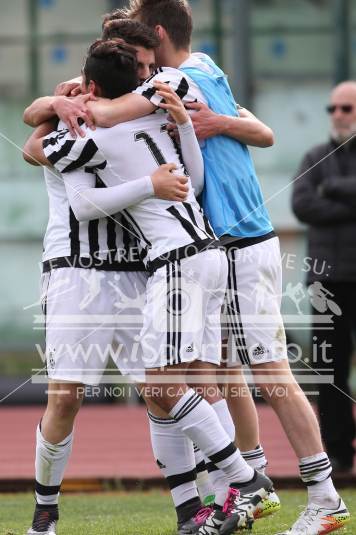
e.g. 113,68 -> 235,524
0,0 -> 355,399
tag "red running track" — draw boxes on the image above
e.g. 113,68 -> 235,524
0,404 -> 354,480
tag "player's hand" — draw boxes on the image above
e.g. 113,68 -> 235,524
185,101 -> 220,140
151,163 -> 189,201
54,77 -> 82,97
154,81 -> 190,125
52,94 -> 98,137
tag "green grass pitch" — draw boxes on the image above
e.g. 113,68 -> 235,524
0,490 -> 354,535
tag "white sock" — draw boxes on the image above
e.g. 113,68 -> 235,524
307,478 -> 340,508
35,424 -> 73,505
299,452 -> 332,485
241,445 -> 268,474
196,470 -> 215,503
194,446 -> 214,502
169,389 -> 253,505
206,466 -> 230,506
148,412 -> 200,522
204,399 -> 236,504
194,444 -> 206,474
299,452 -> 338,507
211,399 -> 236,441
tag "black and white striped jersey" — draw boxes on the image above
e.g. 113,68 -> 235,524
41,123 -> 143,272
133,59 -> 207,108
43,113 -> 216,272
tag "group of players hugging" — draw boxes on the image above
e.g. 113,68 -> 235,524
22,1 -> 350,534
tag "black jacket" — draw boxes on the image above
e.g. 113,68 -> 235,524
292,137 -> 356,283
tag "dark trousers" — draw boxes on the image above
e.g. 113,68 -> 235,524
311,282 -> 356,463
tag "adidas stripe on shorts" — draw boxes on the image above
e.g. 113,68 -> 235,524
223,236 -> 288,366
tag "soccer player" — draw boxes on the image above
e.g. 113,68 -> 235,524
34,1 -> 348,533
26,38 -> 275,535
22,29 -> 192,535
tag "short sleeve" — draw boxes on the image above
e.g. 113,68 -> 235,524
42,128 -> 106,174
133,67 -> 203,106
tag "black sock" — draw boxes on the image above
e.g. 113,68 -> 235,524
176,496 -> 202,524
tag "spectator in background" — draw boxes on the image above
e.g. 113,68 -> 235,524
292,81 -> 356,473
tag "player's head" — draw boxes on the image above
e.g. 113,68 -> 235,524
82,39 -> 139,99
122,0 -> 193,65
328,81 -> 356,142
102,19 -> 159,81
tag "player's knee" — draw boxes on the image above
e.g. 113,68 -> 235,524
257,380 -> 300,403
49,389 -> 82,420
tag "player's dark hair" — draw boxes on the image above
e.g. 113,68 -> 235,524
83,39 -> 139,99
123,0 -> 193,50
101,8 -> 128,30
102,19 -> 160,50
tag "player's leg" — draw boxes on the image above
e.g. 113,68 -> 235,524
221,297 -> 267,471
28,381 -> 83,535
244,240 -> 350,531
253,359 -> 324,455
113,269 -> 205,531
194,265 -> 275,535
192,250 -> 275,534
147,275 -> 235,506
41,381 -> 83,444
226,237 -> 349,533
223,241 -> 279,520
223,365 -> 267,469
188,360 -> 236,509
144,391 -> 205,532
221,364 -> 276,520
223,243 -> 269,462
34,381 -> 83,502
142,252 -> 273,534
146,361 -> 272,535
144,364 -> 236,529
140,261 -> 214,531
28,268 -> 112,535
259,361 -> 350,535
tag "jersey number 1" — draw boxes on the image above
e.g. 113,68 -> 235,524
134,128 -> 168,166
135,132 -> 167,165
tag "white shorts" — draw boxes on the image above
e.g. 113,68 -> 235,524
41,267 -> 148,385
141,249 -> 228,369
223,236 -> 287,366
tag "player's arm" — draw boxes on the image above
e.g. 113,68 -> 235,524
24,92 -> 155,132
63,164 -> 188,222
40,127 -> 189,221
154,81 -> 204,195
23,97 -> 56,127
23,94 -> 97,137
183,102 -> 274,147
23,120 -> 57,166
63,169 -> 153,222
132,70 -> 274,148
84,69 -> 190,128
86,93 -> 155,128
31,70 -> 191,132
